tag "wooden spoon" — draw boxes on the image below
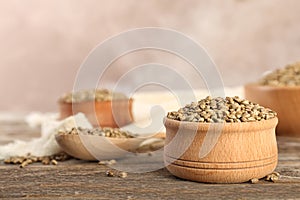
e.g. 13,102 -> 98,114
55,132 -> 165,161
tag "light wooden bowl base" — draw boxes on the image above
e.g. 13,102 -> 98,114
165,155 -> 277,183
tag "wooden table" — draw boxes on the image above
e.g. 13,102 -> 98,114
0,119 -> 300,199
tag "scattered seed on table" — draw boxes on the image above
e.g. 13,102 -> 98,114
51,159 -> 58,165
42,157 -> 50,165
250,178 -> 259,184
4,152 -> 71,168
4,158 -> 11,164
118,171 -> 128,178
265,172 -> 280,182
20,160 -> 32,168
106,170 -> 115,177
98,160 -> 116,165
273,171 -> 280,177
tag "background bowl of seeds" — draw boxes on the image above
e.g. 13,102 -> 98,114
245,62 -> 300,137
164,96 -> 278,183
58,89 -> 133,128
55,127 -> 165,161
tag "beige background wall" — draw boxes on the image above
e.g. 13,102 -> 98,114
0,0 -> 299,112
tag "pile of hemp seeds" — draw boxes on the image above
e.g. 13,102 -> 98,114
59,89 -> 129,103
4,152 -> 71,168
167,96 -> 276,123
259,62 -> 300,86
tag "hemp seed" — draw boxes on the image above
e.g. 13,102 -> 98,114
259,62 -> 300,86
118,171 -> 128,178
51,159 -> 58,165
58,127 -> 136,138
42,157 -> 50,165
106,170 -> 115,177
20,159 -> 32,168
98,160 -> 116,165
250,178 -> 259,184
167,96 -> 276,123
265,172 -> 280,182
4,152 -> 71,168
59,89 -> 129,103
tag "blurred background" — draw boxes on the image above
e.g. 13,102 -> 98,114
0,0 -> 299,112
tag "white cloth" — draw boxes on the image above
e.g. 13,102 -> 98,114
0,113 -> 92,160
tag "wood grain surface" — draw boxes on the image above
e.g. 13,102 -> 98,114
0,119 -> 300,199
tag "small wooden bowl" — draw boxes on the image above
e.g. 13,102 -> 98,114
164,117 -> 278,183
58,99 -> 134,128
245,83 -> 300,137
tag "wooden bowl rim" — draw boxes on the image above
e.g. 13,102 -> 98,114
164,117 -> 278,132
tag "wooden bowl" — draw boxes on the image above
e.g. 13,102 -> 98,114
58,99 -> 133,128
164,117 -> 278,183
55,132 -> 166,161
245,83 -> 300,137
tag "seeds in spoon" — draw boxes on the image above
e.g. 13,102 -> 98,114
58,127 -> 136,138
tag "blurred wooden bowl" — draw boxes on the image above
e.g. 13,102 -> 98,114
58,99 -> 134,128
55,132 -> 165,161
164,117 -> 278,183
245,83 -> 300,137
